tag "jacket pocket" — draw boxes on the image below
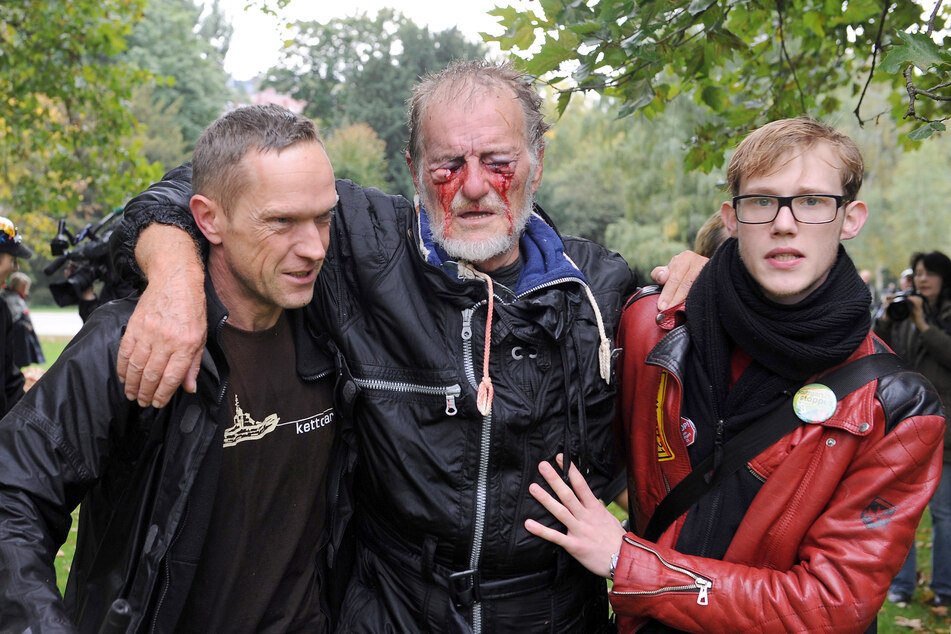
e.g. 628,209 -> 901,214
352,376 -> 462,416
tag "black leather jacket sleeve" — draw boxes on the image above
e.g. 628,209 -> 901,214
0,302 -> 137,632
110,163 -> 202,284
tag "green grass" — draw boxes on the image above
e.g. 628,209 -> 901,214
878,511 -> 951,633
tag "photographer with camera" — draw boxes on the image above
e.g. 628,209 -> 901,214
46,211 -> 136,322
875,250 -> 951,607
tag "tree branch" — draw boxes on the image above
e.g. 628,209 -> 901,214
775,0 -> 807,112
925,0 -> 944,35
854,1 -> 892,127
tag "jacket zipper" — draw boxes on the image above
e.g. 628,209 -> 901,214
461,305 -> 490,633
352,377 -> 461,416
149,500 -> 192,633
457,279 -> 580,631
513,275 -> 585,300
611,537 -> 713,606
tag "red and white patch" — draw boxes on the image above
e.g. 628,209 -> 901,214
680,417 -> 697,446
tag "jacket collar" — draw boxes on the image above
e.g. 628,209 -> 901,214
203,274 -> 334,387
416,202 -> 588,295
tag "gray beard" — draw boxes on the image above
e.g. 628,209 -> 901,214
423,192 -> 533,265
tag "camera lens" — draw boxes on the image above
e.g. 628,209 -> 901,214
887,296 -> 912,321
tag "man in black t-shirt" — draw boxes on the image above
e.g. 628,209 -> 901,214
0,105 -> 340,632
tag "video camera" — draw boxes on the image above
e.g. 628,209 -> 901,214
44,210 -> 122,307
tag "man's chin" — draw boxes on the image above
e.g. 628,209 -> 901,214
437,236 -> 514,265
279,291 -> 316,310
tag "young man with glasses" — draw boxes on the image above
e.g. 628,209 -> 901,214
523,117 -> 945,632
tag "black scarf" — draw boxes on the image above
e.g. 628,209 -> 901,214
684,238 -> 872,435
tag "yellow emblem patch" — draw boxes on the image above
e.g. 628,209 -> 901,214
655,372 -> 675,461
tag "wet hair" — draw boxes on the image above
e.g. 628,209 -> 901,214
910,250 -> 951,304
406,60 -> 551,176
693,212 -> 729,258
192,104 -> 322,214
726,117 -> 864,202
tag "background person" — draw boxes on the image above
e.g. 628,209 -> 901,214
692,211 -> 729,258
2,271 -> 46,367
0,217 -> 30,414
875,250 -> 951,607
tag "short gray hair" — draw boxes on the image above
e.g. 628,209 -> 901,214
406,60 -> 551,175
192,104 -> 323,214
7,272 -> 29,292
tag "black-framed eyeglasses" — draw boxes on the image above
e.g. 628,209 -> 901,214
732,194 -> 847,225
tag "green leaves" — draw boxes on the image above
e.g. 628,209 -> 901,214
488,0 -> 951,171
908,121 -> 947,141
1,0 -> 161,219
880,31 -> 951,73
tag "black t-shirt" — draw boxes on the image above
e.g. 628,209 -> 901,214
177,312 -> 335,633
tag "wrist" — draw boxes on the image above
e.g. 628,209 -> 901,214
609,550 -> 620,580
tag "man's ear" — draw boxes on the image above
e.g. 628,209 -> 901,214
405,152 -> 419,190
839,200 -> 868,241
720,201 -> 739,238
529,147 -> 544,195
190,194 -> 224,245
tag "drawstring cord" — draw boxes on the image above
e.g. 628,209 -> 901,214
458,262 -> 495,416
562,254 -> 612,385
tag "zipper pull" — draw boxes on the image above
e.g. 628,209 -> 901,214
696,578 -> 711,606
461,308 -> 473,340
445,393 -> 457,416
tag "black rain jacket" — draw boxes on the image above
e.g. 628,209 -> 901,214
0,173 -> 342,633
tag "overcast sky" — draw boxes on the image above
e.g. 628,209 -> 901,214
215,0 -> 516,81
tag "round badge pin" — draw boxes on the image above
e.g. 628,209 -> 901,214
793,383 -> 837,423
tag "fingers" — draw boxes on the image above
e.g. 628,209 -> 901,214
650,265 -> 669,286
139,347 -> 175,408
524,517 -> 570,548
528,481 -> 578,532
562,456 -> 602,507
116,329 -> 136,385
655,251 -> 708,310
183,350 -> 202,394
116,275 -> 207,407
538,459 -> 588,517
150,349 -> 201,408
118,332 -> 151,405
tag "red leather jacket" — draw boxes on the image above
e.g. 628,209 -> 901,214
612,290 -> 946,633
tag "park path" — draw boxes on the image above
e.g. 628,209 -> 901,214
32,311 -> 83,338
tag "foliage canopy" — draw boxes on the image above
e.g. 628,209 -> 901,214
0,0 -> 160,218
488,0 -> 951,171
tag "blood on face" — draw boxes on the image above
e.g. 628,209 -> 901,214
431,159 -> 517,239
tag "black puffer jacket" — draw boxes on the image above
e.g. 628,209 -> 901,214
0,177 -> 339,633
111,170 -> 635,632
